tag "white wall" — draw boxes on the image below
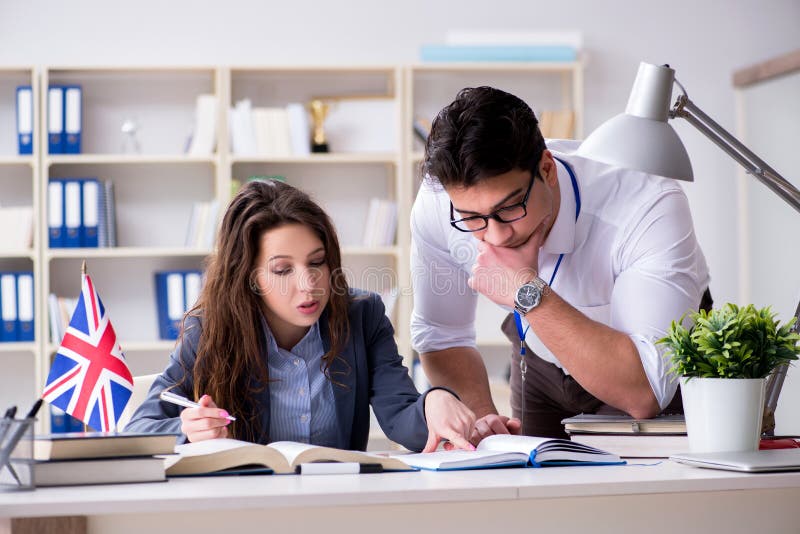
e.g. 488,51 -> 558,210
1,0 -> 798,426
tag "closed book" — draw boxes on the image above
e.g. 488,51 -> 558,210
562,414 -> 686,435
165,439 -> 412,476
63,180 -> 82,248
63,85 -> 82,154
154,271 -> 185,339
396,434 -> 624,471
570,433 -> 689,459
16,272 -> 34,342
48,180 -> 65,248
33,456 -> 166,487
34,431 -> 177,461
47,85 -> 65,154
81,178 -> 100,247
420,44 -> 577,63
0,273 -> 19,342
16,85 -> 33,155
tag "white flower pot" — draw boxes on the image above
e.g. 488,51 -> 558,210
680,377 -> 766,453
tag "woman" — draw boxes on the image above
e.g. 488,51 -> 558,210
127,180 -> 475,452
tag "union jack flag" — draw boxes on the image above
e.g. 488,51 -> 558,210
42,273 -> 133,432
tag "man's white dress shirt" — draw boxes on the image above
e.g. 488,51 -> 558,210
410,139 -> 710,409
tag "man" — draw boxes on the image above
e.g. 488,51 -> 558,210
411,86 -> 710,440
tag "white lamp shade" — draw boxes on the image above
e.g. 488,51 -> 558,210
577,62 -> 694,182
577,113 -> 694,181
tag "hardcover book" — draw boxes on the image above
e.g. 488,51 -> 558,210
164,439 -> 413,476
395,434 -> 624,471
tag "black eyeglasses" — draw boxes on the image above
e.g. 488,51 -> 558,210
449,173 -> 536,232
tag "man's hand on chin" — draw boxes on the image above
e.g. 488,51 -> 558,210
467,226 -> 546,308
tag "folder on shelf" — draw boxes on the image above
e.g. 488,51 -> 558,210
184,271 -> 202,312
47,85 -> 65,154
16,272 -> 34,342
0,273 -> 19,342
48,180 -> 65,248
16,85 -> 33,155
155,271 -> 185,340
63,85 -> 82,154
82,178 -> 100,248
63,180 -> 82,248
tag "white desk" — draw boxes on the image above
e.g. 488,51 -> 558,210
2,461 -> 800,533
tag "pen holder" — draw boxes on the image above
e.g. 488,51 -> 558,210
0,417 -> 35,492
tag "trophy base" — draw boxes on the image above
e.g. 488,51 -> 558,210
311,143 -> 329,153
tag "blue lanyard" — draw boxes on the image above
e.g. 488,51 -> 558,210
514,157 -> 580,355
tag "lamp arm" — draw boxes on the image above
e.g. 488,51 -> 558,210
670,94 -> 800,214
670,90 -> 800,434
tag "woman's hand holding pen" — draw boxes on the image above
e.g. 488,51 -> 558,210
180,394 -> 231,442
422,390 -> 476,452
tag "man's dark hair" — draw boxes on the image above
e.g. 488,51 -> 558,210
424,86 -> 546,188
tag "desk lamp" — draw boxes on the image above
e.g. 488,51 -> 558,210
576,62 -> 800,434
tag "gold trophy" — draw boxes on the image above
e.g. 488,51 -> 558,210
308,99 -> 330,153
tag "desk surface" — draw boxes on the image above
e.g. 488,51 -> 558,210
2,460 -> 800,518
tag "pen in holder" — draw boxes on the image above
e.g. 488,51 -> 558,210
0,417 -> 36,491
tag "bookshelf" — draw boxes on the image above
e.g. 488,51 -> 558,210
0,67 -> 39,424
0,62 -> 582,434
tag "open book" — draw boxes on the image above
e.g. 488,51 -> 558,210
163,439 -> 413,475
395,434 -> 625,471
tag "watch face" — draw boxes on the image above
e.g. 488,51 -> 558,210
517,283 -> 541,308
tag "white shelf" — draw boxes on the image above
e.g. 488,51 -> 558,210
476,337 -> 512,347
47,340 -> 177,354
46,154 -> 217,165
0,250 -> 36,260
47,247 -> 212,260
0,342 -> 37,353
231,153 -> 397,165
342,246 -> 400,257
0,156 -> 34,166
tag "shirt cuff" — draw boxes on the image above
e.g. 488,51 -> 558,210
629,334 -> 679,410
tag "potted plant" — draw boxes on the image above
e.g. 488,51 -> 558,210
659,303 -> 799,453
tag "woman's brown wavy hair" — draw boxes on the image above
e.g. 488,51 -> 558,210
182,179 -> 350,442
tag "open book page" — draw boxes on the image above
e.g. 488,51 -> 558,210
268,441 -> 413,471
478,434 -> 622,464
477,435 -> 552,454
165,438 -> 293,475
392,449 -> 528,471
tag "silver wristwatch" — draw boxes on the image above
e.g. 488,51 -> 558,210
513,277 -> 550,315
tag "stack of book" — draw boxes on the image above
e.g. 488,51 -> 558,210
229,100 -> 309,157
362,198 -> 397,247
184,199 -> 220,249
48,178 -> 117,249
563,414 -> 688,459
420,30 -> 582,62
32,431 -> 177,486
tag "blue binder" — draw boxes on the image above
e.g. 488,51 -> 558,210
50,405 -> 69,433
63,179 -> 83,248
154,271 -> 186,340
47,85 -> 65,154
81,178 -> 100,247
16,272 -> 34,342
16,86 -> 33,155
63,85 -> 82,154
0,273 -> 19,342
48,180 -> 65,248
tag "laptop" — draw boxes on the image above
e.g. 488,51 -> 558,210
670,449 -> 800,472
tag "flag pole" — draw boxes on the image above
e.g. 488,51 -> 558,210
81,259 -> 89,434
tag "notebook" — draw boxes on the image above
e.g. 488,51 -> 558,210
670,449 -> 800,472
